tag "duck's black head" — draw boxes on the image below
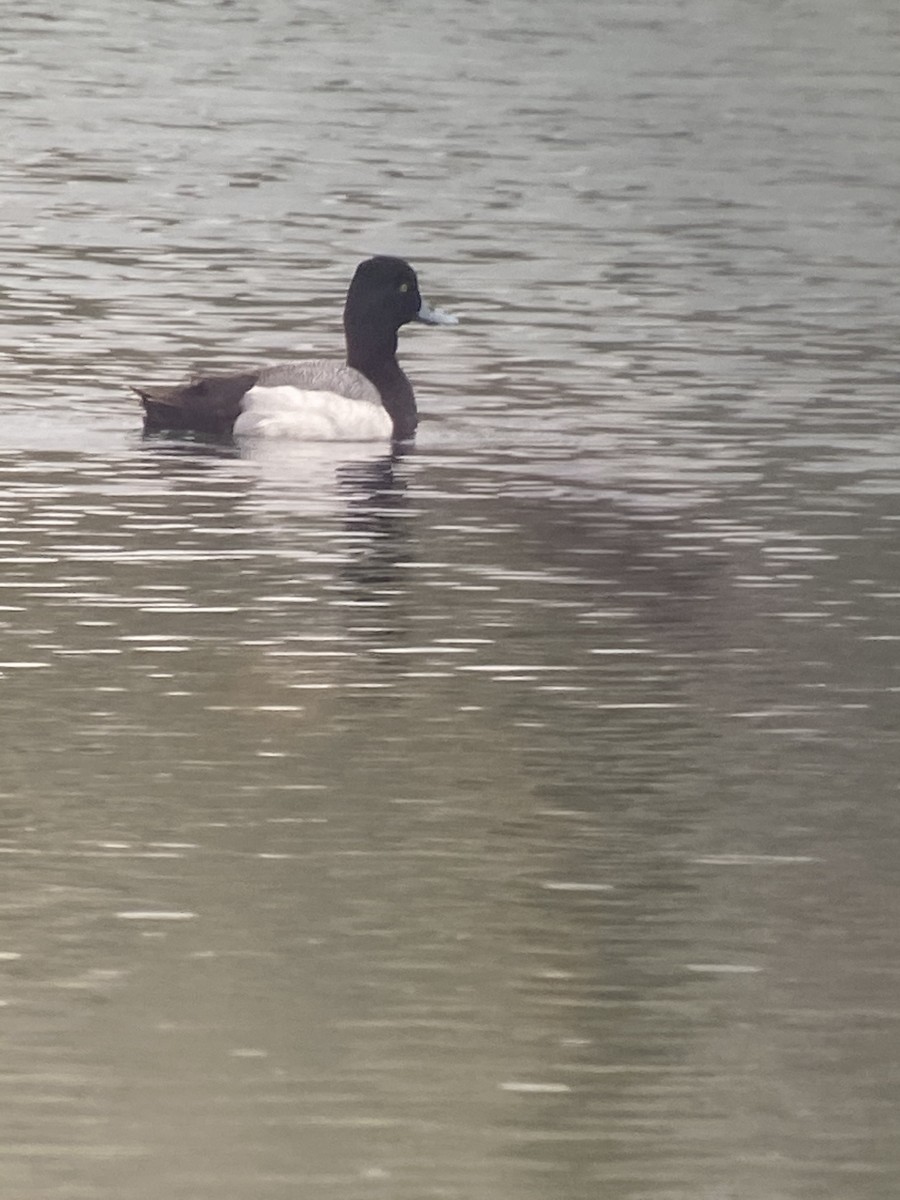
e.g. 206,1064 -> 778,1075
345,256 -> 422,334
343,256 -> 457,366
341,256 -> 457,440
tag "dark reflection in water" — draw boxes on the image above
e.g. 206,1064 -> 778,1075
336,452 -> 413,591
1,0 -> 900,1197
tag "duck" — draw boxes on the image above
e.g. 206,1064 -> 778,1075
133,256 -> 457,442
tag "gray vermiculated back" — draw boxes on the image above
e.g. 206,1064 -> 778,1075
256,360 -> 380,404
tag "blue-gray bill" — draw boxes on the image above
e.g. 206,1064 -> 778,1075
416,298 -> 458,325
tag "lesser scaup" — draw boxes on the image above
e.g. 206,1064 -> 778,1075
134,256 -> 457,441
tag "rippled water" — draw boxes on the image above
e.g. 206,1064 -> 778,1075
1,2 -> 900,1197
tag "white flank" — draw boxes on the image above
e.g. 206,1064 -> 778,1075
234,386 -> 393,442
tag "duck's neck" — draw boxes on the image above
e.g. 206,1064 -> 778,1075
347,328 -> 417,441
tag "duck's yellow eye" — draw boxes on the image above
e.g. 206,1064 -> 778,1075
398,282 -> 410,293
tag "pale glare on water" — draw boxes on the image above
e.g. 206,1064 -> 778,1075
1,2 -> 899,1198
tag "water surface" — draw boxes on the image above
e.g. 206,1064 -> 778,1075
1,2 -> 899,1198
